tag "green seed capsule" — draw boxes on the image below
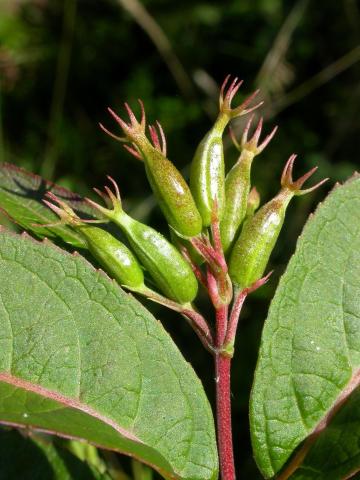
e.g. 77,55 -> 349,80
143,141 -> 203,237
190,76 -> 262,227
42,194 -> 145,290
101,102 -> 202,238
190,114 -> 227,227
229,155 -> 328,289
87,179 -> 199,304
77,226 -> 144,289
220,117 -> 277,253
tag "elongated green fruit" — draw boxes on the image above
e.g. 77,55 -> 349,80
142,142 -> 202,237
190,114 -> 227,227
220,117 -> 277,253
77,225 -> 144,289
190,76 -> 262,227
87,179 -> 199,304
101,102 -> 202,238
115,213 -> 199,303
42,194 -> 145,290
229,155 -> 328,289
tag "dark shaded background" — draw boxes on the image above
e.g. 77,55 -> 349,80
1,0 -> 360,478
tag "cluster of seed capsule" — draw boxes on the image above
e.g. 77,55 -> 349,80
44,76 -> 326,353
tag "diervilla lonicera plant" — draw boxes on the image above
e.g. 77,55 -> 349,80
4,75 -> 360,480
41,75 -> 325,478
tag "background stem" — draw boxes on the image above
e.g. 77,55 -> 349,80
41,0 -> 77,180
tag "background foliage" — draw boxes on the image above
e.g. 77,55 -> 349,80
0,0 -> 359,477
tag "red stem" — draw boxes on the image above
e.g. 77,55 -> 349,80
214,275 -> 272,478
215,352 -> 235,480
216,305 -> 228,348
215,306 -> 235,480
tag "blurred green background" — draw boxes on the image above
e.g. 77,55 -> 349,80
0,0 -> 359,478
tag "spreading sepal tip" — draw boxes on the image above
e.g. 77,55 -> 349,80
101,102 -> 203,238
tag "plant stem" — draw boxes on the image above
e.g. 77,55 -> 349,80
215,352 -> 235,480
215,306 -> 235,480
216,304 -> 228,348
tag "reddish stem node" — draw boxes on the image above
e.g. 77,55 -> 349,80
191,236 -> 223,269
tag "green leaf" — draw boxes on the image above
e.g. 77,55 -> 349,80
0,429 -> 109,479
250,174 -> 360,478
0,228 -> 218,480
288,386 -> 360,479
0,163 -> 100,248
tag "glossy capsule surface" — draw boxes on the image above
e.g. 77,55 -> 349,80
190,114 -> 227,227
87,181 -> 199,304
220,149 -> 254,253
113,211 -> 199,304
77,225 -> 145,289
141,141 -> 203,237
229,192 -> 290,289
